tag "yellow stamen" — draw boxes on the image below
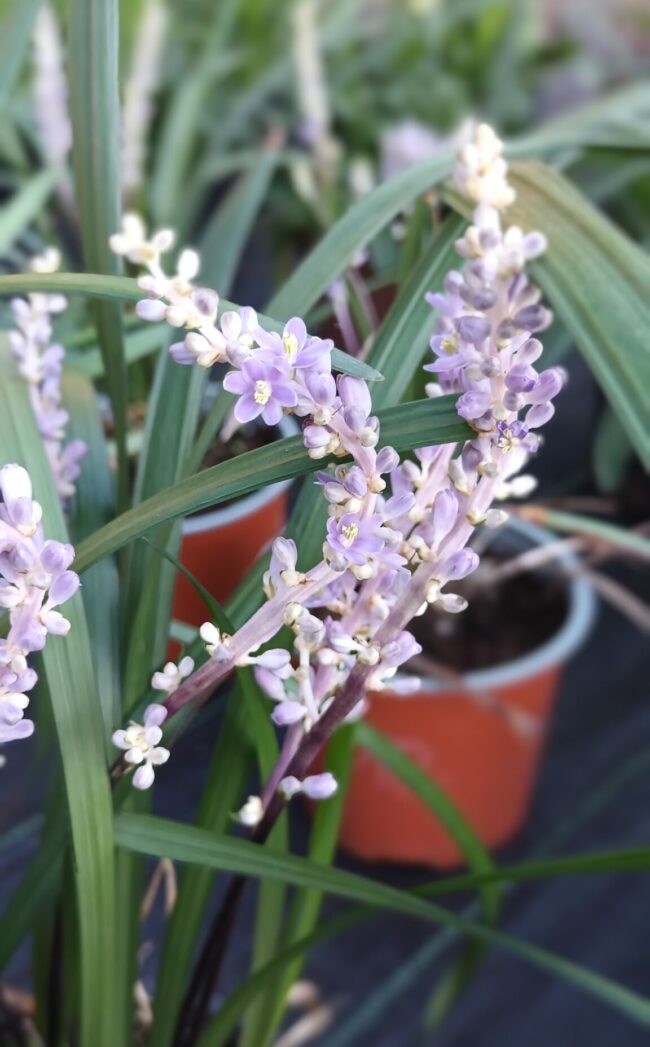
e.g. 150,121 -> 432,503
497,428 -> 519,453
283,333 -> 299,360
441,335 -> 457,354
254,380 -> 272,405
341,522 -> 359,544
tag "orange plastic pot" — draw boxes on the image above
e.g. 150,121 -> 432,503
171,417 -> 295,627
323,521 -> 595,868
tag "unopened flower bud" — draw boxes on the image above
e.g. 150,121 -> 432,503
484,508 -> 509,527
283,603 -> 306,627
237,796 -> 264,827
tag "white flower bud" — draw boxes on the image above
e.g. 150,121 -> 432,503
426,580 -> 441,603
351,563 -> 375,581
484,508 -> 509,528
358,644 -> 380,666
283,602 -> 306,627
438,593 -> 468,613
359,427 -> 378,447
507,475 -> 537,498
237,795 -> 264,827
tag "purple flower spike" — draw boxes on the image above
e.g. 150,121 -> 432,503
223,358 -> 298,426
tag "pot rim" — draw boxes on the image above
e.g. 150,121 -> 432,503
408,516 -> 596,694
182,415 -> 298,535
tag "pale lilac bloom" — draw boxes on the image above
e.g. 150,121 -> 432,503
223,358 -> 298,426
151,656 -> 195,694
326,513 -> 391,568
255,317 -> 333,373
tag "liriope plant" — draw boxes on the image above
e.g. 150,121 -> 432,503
0,4 -> 649,1045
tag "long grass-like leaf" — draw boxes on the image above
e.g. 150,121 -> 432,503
63,368 -> 120,741
68,0 -> 128,507
509,162 -> 650,468
115,813 -> 650,1027
0,0 -> 42,100
0,169 -> 58,255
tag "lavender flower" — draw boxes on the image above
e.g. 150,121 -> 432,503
0,465 -> 79,757
222,358 -> 298,426
254,318 -> 333,373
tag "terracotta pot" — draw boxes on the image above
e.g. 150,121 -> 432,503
327,519 -> 596,868
171,416 -> 296,627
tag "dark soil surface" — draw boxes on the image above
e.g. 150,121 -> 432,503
411,557 -> 568,672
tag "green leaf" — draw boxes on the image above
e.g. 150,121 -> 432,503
0,0 -> 42,100
63,368 -> 121,741
362,214 -> 465,409
594,405 -> 635,495
0,346 -> 118,1047
148,683 -> 255,1047
0,169 -> 58,255
68,322 -> 167,377
122,350 -> 205,699
115,813 -> 650,1027
509,162 -> 650,469
250,725 -> 358,1047
72,397 -> 469,573
68,0 -> 128,508
0,271 -> 382,381
201,752 -> 650,1047
237,676 -> 288,1047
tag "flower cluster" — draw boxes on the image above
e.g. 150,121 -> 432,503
111,123 -> 562,807
9,249 -> 86,501
0,465 -> 80,750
